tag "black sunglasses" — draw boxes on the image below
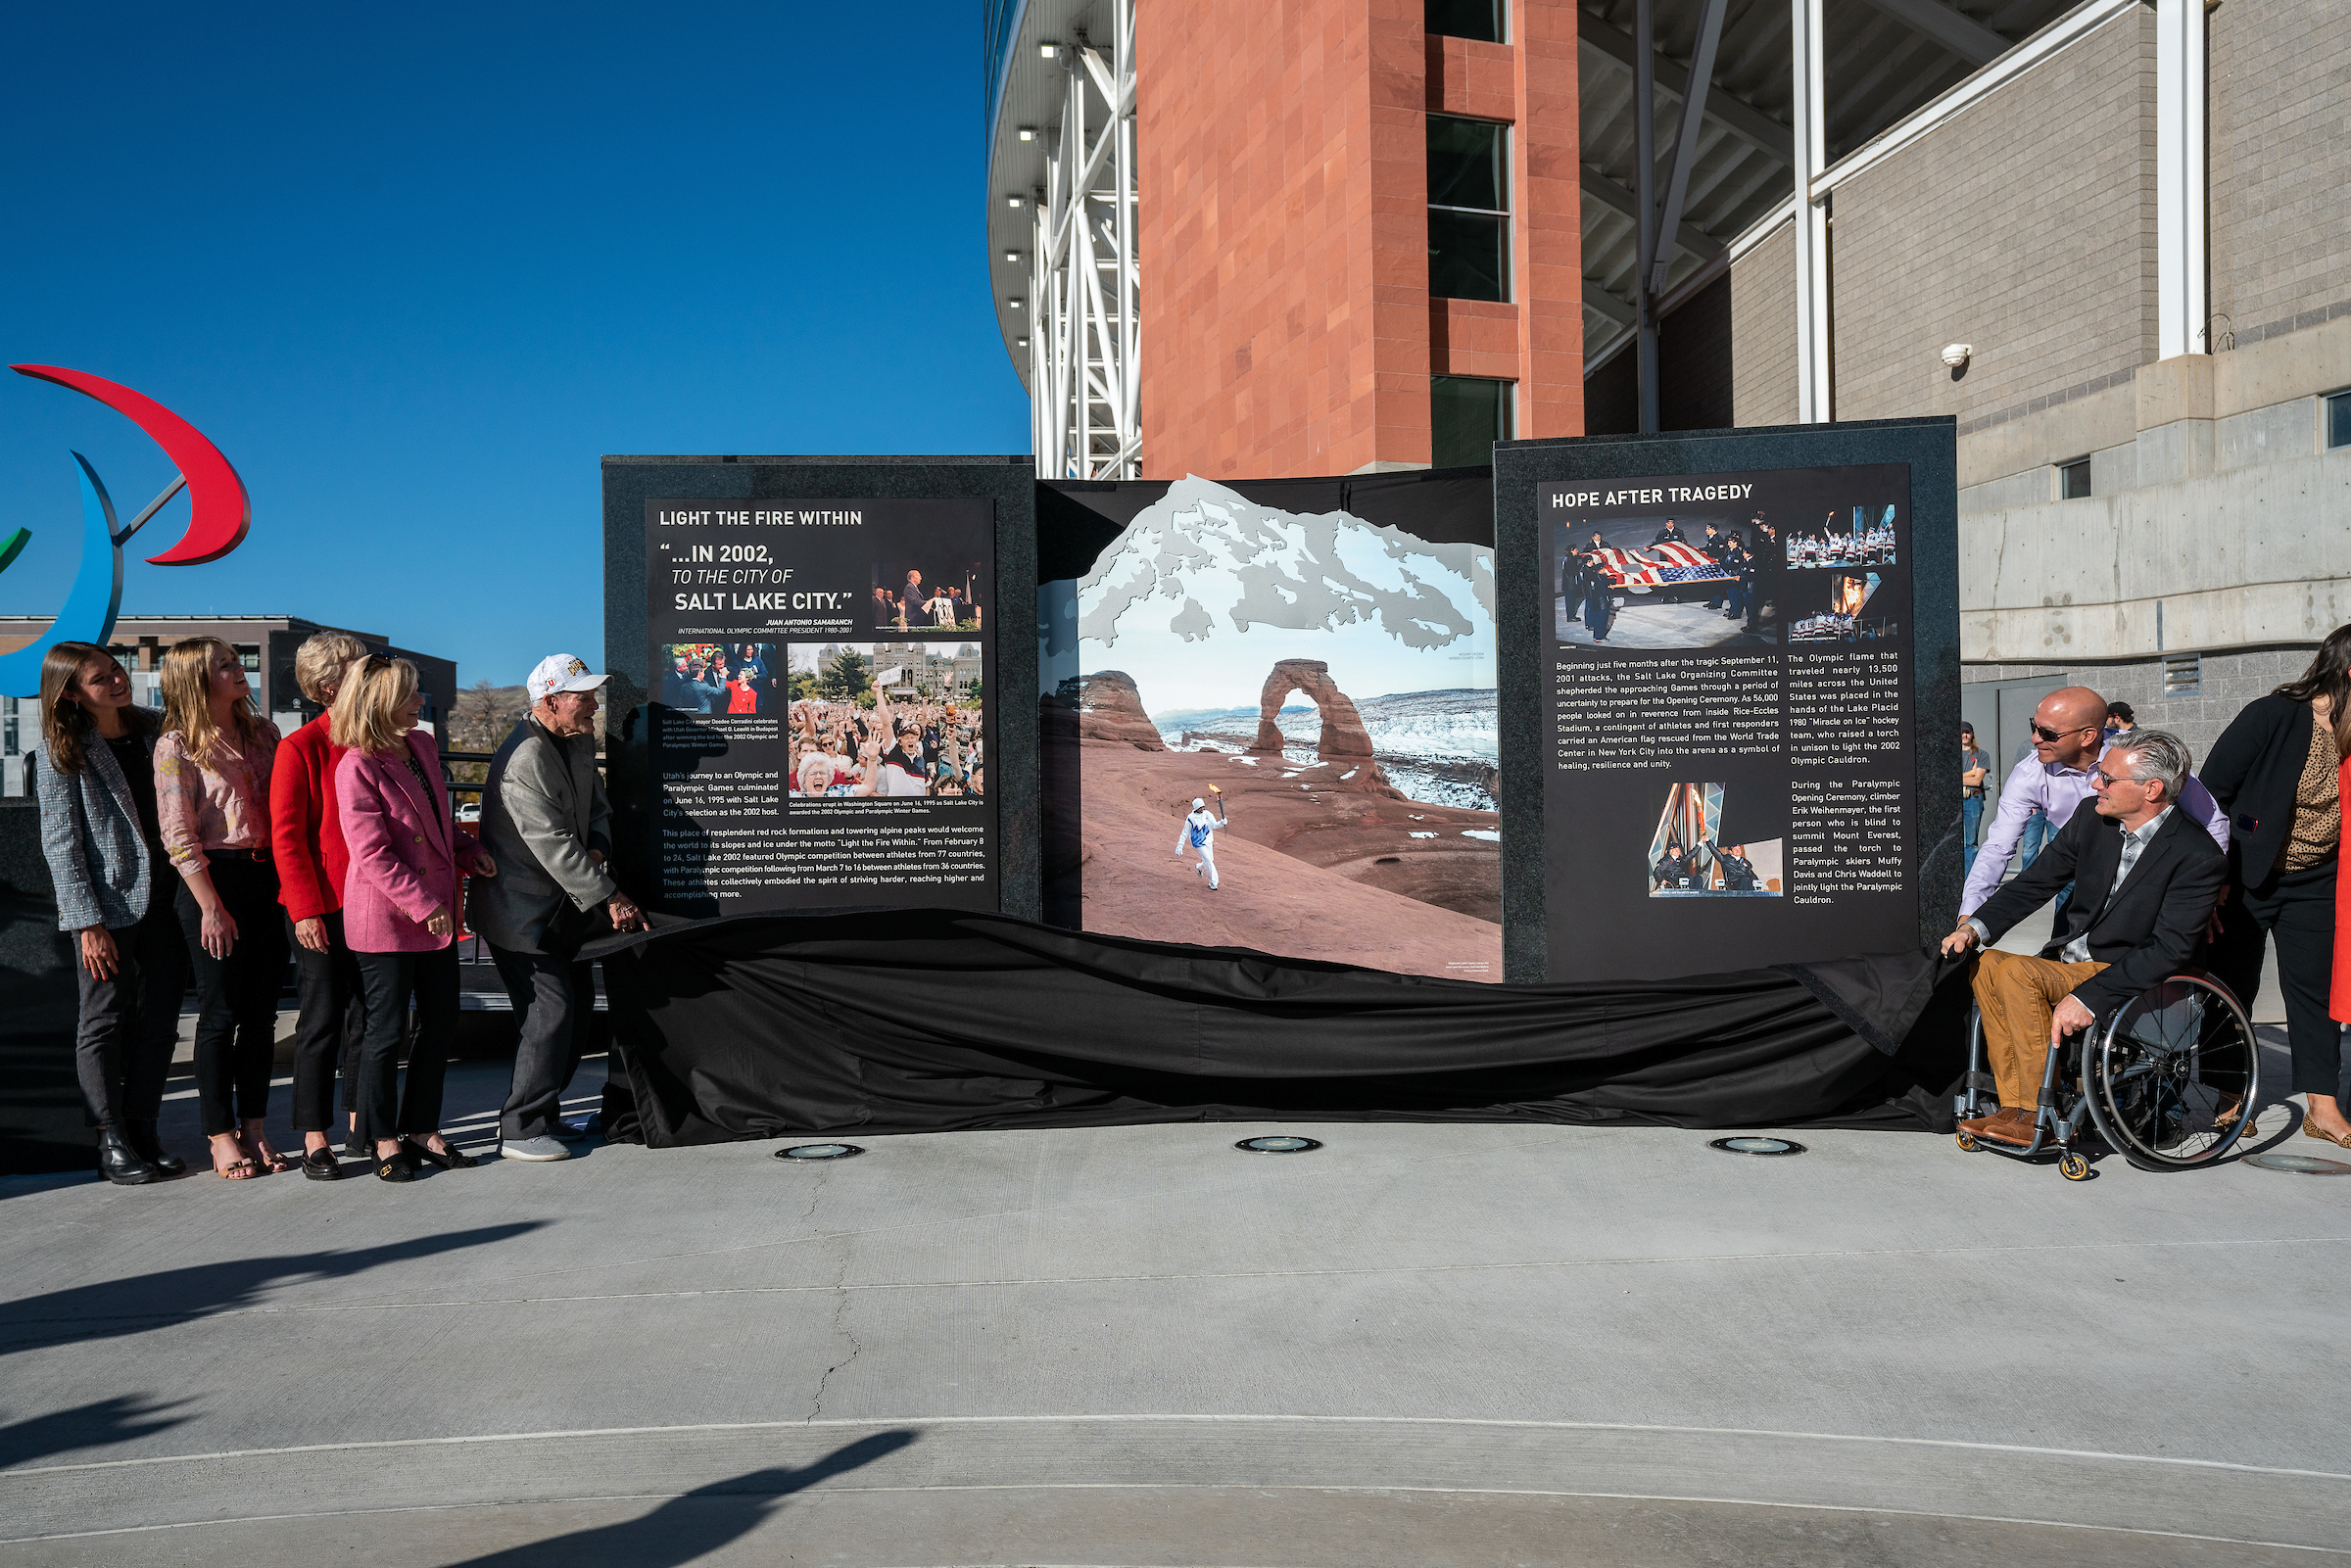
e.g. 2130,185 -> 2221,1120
2030,721 -> 2096,742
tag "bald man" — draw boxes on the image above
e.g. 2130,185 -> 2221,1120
1959,686 -> 2229,920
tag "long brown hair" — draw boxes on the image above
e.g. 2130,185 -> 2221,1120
158,637 -> 266,764
36,641 -> 151,775
2276,624 -> 2351,759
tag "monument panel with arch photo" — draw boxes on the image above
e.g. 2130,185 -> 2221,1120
1056,476 -> 1502,980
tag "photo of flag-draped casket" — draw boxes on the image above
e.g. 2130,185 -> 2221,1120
1587,543 -> 1741,602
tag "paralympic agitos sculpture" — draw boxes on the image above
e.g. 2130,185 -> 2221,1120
0,363 -> 251,697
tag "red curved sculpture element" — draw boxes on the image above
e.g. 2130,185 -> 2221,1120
9,363 -> 250,564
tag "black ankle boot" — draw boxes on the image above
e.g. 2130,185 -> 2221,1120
124,1120 -> 186,1177
97,1127 -> 161,1186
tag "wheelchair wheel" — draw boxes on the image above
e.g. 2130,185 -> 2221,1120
2059,1152 -> 2090,1181
2081,973 -> 2259,1171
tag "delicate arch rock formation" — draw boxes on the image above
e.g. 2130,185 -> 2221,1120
1249,659 -> 1376,759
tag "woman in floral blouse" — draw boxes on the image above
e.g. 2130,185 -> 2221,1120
157,637 -> 289,1179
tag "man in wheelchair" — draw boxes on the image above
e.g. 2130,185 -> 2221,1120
1940,731 -> 2226,1147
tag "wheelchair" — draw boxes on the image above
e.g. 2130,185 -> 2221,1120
1957,970 -> 2259,1179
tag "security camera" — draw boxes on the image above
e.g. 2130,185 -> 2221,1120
1941,343 -> 1974,368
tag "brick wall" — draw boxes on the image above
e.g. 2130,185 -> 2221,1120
2210,0 -> 2351,348
1828,10 -> 2155,428
1729,226 -> 1795,426
1137,0 -> 1432,478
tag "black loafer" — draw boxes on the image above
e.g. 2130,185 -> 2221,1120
375,1152 -> 415,1183
302,1147 -> 344,1181
408,1141 -> 477,1171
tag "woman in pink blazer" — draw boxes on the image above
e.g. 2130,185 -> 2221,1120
332,655 -> 497,1183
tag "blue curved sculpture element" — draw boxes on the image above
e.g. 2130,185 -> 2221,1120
0,452 -> 123,697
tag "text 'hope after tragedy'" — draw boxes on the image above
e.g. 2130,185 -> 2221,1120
1548,485 -> 1755,507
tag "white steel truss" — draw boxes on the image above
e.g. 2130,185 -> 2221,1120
1028,0 -> 1139,479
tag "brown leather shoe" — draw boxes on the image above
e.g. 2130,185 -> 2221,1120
1960,1107 -> 2039,1147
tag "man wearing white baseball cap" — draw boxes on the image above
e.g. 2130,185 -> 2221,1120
472,655 -> 647,1162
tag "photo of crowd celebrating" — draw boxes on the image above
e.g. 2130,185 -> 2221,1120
659,642 -> 779,714
1554,515 -> 1775,651
1785,505 -> 1897,568
871,561 -> 984,632
1784,571 -> 1897,643
784,642 -> 984,800
1646,782 -> 1783,897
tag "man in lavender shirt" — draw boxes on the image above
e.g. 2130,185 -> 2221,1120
1959,686 -> 2229,921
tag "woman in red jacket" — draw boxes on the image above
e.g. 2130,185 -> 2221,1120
333,655 -> 497,1182
269,631 -> 369,1179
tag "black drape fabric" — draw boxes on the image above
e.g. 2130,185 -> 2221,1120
589,910 -> 1969,1147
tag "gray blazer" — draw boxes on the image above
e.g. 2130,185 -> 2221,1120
31,711 -> 164,931
470,713 -> 618,954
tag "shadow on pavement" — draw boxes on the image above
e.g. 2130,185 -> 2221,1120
0,1222 -> 543,1355
0,1393 -> 190,1469
437,1430 -> 920,1567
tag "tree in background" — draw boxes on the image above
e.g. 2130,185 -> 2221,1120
820,647 -> 870,702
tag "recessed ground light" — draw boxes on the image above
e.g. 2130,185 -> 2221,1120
775,1143 -> 863,1162
1708,1136 -> 1805,1156
1236,1135 -> 1320,1154
2245,1152 -> 2351,1174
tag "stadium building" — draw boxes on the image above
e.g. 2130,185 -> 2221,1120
986,0 -> 2348,758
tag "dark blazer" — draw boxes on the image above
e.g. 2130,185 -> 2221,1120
1971,800 -> 2225,1016
2200,693 -> 2320,885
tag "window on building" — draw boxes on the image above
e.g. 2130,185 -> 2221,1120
3,696 -> 17,758
2056,457 -> 2091,499
1427,116 -> 1509,303
1426,0 -> 1502,43
235,643 -> 262,673
2326,389 -> 2351,451
1432,376 -> 1514,467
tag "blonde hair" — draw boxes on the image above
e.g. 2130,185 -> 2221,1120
328,655 -> 419,755
293,631 -> 369,705
158,638 -> 265,764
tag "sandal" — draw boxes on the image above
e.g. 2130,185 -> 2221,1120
2303,1120 -> 2351,1149
210,1133 -> 259,1180
216,1158 -> 260,1180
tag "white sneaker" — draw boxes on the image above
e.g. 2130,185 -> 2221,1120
501,1135 -> 572,1162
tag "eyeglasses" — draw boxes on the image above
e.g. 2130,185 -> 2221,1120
2030,721 -> 2096,742
2092,768 -> 2148,787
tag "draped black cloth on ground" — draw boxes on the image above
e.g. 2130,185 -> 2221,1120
589,910 -> 1971,1146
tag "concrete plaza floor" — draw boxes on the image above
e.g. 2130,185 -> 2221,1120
1,909 -> 2341,1565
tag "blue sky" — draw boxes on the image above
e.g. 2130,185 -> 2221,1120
0,2 -> 1028,687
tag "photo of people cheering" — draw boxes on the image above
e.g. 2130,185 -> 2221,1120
784,642 -> 984,800
871,560 -> 985,632
1646,781 -> 1783,897
1785,505 -> 1898,568
659,642 -> 779,714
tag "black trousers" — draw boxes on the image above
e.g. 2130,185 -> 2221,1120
352,945 -> 459,1141
176,856 -> 287,1137
73,880 -> 188,1128
287,910 -> 366,1132
491,942 -> 595,1140
2209,857 -> 2342,1100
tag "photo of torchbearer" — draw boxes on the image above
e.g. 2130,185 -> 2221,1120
1646,782 -> 1783,897
1173,785 -> 1229,890
1785,504 -> 1898,568
1553,518 -> 1774,650
872,559 -> 985,632
660,641 -> 779,714
784,642 -> 984,800
1784,571 -> 1898,643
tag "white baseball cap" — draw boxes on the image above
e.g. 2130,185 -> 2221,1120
527,654 -> 609,703
1192,797 -> 1205,809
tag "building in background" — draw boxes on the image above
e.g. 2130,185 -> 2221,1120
0,616 -> 455,796
988,0 -> 2347,757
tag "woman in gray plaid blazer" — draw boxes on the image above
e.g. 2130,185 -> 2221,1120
30,641 -> 189,1184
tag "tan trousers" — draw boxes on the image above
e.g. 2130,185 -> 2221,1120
1970,950 -> 2109,1110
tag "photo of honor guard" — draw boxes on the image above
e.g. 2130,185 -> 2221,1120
1554,519 -> 1773,651
1174,788 -> 1228,889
